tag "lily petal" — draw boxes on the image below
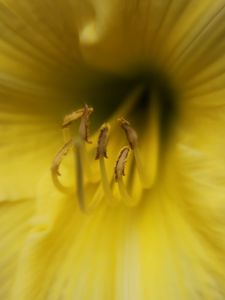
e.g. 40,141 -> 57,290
11,164 -> 225,300
0,199 -> 34,299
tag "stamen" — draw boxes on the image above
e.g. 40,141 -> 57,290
118,117 -> 138,149
51,101 -> 156,211
62,105 -> 93,144
51,139 -> 73,193
79,104 -> 93,144
144,95 -> 160,188
95,123 -> 110,160
62,106 -> 93,128
51,104 -> 95,203
118,117 -> 149,188
62,127 -> 72,143
77,105 -> 97,181
74,138 -> 101,213
114,146 -> 130,181
74,139 -> 88,212
95,123 -> 118,204
89,185 -> 104,209
114,146 -> 139,206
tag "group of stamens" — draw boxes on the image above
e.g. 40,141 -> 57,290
51,104 -> 148,212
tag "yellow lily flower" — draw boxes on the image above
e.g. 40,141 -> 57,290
0,0 -> 225,299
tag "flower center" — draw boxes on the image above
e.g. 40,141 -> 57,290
51,72 -> 177,213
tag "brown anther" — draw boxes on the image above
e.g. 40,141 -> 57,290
118,117 -> 138,149
62,106 -> 94,128
51,139 -> 73,176
114,146 -> 130,181
79,104 -> 93,144
95,123 -> 110,160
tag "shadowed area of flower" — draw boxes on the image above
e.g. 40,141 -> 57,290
0,0 -> 225,299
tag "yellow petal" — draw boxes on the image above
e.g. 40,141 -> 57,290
0,109 -> 61,200
0,1 -> 225,299
78,0 -> 225,78
0,199 -> 34,299
11,166 -> 225,300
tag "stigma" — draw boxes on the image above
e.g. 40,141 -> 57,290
51,104 -> 157,212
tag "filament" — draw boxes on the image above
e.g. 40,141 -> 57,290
99,157 -> 118,204
80,140 -> 96,182
117,176 -> 140,207
145,94 -> 160,188
74,139 -> 86,212
89,184 -> 104,209
62,127 -> 72,143
133,148 -> 150,189
51,173 -> 71,194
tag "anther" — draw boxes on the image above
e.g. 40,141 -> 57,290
118,117 -> 149,188
79,104 -> 93,144
51,139 -> 73,193
114,146 -> 130,181
62,105 -> 93,143
62,106 -> 93,128
95,123 -> 110,160
114,146 -> 138,206
96,123 -> 118,205
118,117 -> 138,149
